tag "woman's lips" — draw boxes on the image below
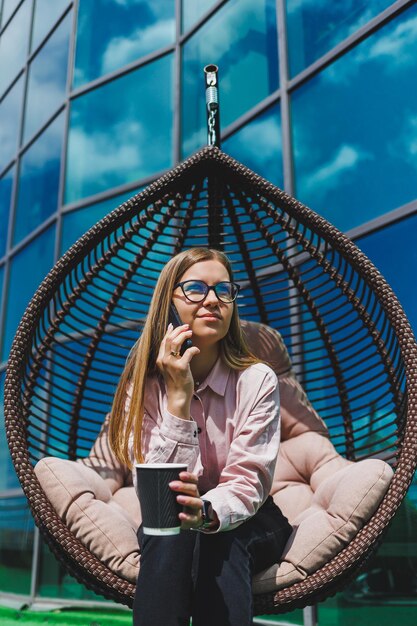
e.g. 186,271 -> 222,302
198,314 -> 221,320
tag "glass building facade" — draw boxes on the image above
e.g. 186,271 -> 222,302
0,0 -> 416,622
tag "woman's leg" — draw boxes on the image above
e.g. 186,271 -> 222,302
192,497 -> 292,626
133,526 -> 197,626
192,529 -> 254,626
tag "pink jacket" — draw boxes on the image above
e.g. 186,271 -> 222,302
129,358 -> 280,531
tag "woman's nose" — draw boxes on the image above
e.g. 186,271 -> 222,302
203,288 -> 218,306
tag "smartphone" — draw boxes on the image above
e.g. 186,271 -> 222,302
168,304 -> 193,356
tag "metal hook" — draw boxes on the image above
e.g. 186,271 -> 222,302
204,65 -> 221,147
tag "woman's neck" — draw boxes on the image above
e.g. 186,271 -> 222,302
190,343 -> 220,384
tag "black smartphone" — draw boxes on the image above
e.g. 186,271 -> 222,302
168,304 -> 193,356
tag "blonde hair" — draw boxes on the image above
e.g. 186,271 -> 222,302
109,247 -> 261,466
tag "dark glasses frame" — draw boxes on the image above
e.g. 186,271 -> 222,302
174,280 -> 240,303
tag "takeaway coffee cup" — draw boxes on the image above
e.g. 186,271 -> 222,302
135,463 -> 187,536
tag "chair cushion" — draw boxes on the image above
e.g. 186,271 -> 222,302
241,321 -> 329,440
78,413 -> 133,492
253,433 -> 393,593
34,457 -> 140,582
35,430 -> 393,589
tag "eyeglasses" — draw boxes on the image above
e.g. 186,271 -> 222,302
174,280 -> 240,303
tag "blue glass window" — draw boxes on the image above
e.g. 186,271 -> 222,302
0,0 -> 31,97
31,0 -> 70,52
2,225 -> 55,362
181,0 -> 218,33
24,12 -> 70,143
73,0 -> 175,88
0,167 -> 13,257
357,215 -> 417,336
61,187 -> 142,254
0,265 -> 4,316
14,114 -> 64,245
223,104 -> 283,187
0,496 -> 34,595
292,4 -> 417,232
1,0 -> 21,28
286,0 -> 393,77
182,0 -> 279,157
65,55 -> 173,204
0,76 -> 24,174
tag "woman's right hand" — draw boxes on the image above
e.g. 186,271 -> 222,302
156,323 -> 200,420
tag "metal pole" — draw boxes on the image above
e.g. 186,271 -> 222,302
204,64 -> 221,148
303,604 -> 318,626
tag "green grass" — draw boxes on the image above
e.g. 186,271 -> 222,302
0,606 -> 131,626
1,601 -> 417,625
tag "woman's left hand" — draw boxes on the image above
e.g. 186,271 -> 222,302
169,471 -> 203,530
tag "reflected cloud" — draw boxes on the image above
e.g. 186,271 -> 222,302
0,79 -> 23,172
182,126 -> 206,157
23,115 -> 64,169
324,13 -> 417,84
113,0 -> 153,6
75,0 -> 174,85
0,1 -> 31,96
365,15 -> 417,67
302,144 -> 373,197
66,54 -> 172,202
68,120 -> 146,191
24,15 -> 70,141
389,114 -> 417,170
31,0 -> 69,50
184,0 -> 269,74
226,116 -> 282,170
101,19 -> 174,75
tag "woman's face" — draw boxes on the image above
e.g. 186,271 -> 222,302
172,260 -> 234,349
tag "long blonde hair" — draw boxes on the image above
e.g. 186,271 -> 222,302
109,247 -> 261,466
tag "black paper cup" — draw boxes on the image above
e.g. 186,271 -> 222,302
135,463 -> 187,536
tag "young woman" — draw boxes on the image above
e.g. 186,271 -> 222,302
109,247 -> 291,626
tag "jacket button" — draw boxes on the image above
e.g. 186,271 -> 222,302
197,427 -> 202,434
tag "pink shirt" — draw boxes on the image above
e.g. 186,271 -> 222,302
129,358 -> 280,532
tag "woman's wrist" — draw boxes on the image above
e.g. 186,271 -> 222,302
167,393 -> 192,420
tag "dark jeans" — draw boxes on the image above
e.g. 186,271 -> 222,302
132,496 -> 292,626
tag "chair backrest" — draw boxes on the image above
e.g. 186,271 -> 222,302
5,146 -> 417,610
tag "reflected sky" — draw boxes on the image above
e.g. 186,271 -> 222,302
1,0 -> 22,28
61,186 -> 142,253
2,225 -> 55,362
24,12 -> 70,143
14,114 -> 65,244
181,0 -> 218,33
292,4 -> 417,232
31,0 -> 70,52
286,0 -> 393,77
223,104 -> 283,187
65,55 -> 173,204
0,167 -> 13,257
182,0 -> 279,157
0,0 -> 31,97
0,75 -> 24,175
73,0 -> 175,88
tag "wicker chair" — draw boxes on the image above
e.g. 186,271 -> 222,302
4,146 -> 417,614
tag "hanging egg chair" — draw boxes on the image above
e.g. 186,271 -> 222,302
4,67 -> 417,615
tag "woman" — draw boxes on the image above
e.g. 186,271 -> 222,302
109,247 -> 291,626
